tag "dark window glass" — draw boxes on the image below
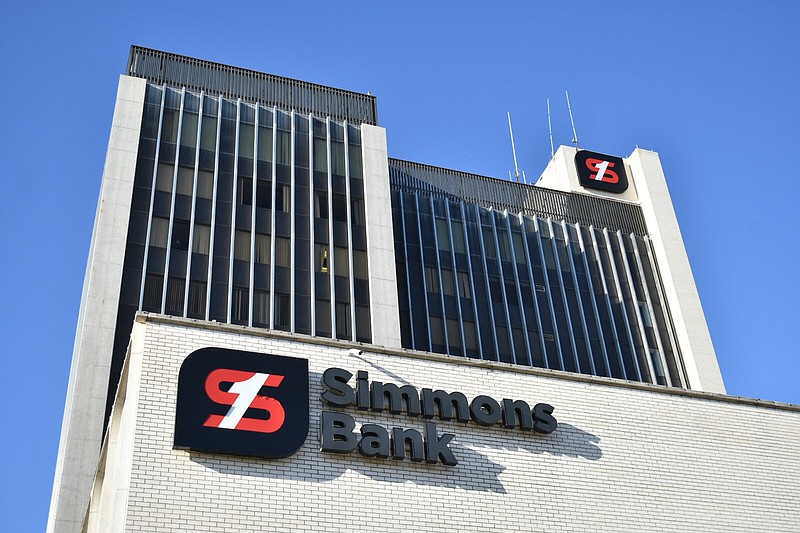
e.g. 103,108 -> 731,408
143,274 -> 163,312
187,281 -> 206,318
165,277 -> 185,316
336,302 -> 351,339
171,221 -> 190,251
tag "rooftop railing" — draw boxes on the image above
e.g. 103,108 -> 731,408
126,46 -> 378,125
389,158 -> 648,236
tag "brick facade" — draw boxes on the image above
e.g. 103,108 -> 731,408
87,315 -> 800,532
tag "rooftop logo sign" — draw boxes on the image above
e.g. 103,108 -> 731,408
575,150 -> 629,194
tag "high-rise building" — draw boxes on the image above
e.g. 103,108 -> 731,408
49,46 -> 799,533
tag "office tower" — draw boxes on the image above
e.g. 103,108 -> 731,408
49,47 -> 798,533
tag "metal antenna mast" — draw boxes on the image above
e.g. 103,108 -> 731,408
507,112 -> 521,182
566,90 -> 579,148
547,98 -> 555,158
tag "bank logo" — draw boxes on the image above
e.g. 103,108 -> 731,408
175,348 -> 308,458
575,150 -> 629,194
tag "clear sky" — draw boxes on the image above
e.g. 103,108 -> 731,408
1,1 -> 798,530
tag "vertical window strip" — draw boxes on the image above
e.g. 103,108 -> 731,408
533,217 -> 565,370
415,194 -> 433,352
575,223 -> 613,378
139,84 -> 166,311
475,205 -> 500,358
546,218 -> 581,372
247,106 -> 259,327
343,121 -> 356,341
459,201 -> 483,359
182,91 -> 205,317
226,99 -> 242,324
602,228 -> 643,382
518,214 -> 548,368
614,230 -> 653,383
643,236 -> 688,388
444,202 -> 467,355
161,87 -> 187,314
628,233 -> 673,386
490,210 -> 516,363
269,109 -> 278,329
588,226 -> 627,379
205,95 -> 222,321
561,220 -> 596,375
326,118 -> 336,337
397,193 -> 416,349
429,197 -> 450,354
505,214 -> 533,366
290,111 -> 296,332
309,113 -> 316,336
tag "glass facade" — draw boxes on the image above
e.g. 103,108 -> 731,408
111,83 -> 372,407
391,163 -> 687,388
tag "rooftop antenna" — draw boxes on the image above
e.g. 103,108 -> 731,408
507,112 -> 522,183
565,90 -> 579,148
547,98 -> 555,158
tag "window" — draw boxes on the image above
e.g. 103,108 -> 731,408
436,219 -> 451,251
276,184 -> 291,213
351,198 -> 365,226
458,272 -> 472,298
451,221 -> 466,254
192,224 -> 210,255
150,217 -> 169,248
275,294 -> 290,329
314,191 -> 328,219
187,281 -> 206,318
255,234 -> 270,264
253,290 -> 269,326
334,247 -> 349,277
177,167 -> 194,196
234,230 -> 250,261
165,277 -> 185,315
317,245 -> 329,273
171,221 -> 190,251
256,181 -> 271,209
238,177 -> 253,206
353,250 -> 368,280
197,170 -> 214,199
232,286 -> 249,323
155,163 -> 174,193
276,237 -> 290,268
142,274 -> 163,312
336,302 -> 351,339
425,266 -> 440,294
441,269 -> 455,296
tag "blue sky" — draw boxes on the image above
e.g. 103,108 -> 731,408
1,1 -> 798,530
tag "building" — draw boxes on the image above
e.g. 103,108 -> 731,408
49,46 -> 799,532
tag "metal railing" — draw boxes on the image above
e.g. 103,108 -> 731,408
126,46 -> 378,125
389,158 -> 649,236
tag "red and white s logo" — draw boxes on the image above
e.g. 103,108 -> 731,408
175,348 -> 308,458
203,369 -> 286,433
584,158 -> 619,184
575,151 -> 629,194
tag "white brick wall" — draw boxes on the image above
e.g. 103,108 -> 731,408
94,315 -> 799,532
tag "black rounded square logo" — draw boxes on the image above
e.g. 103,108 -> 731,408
174,348 -> 309,459
575,150 -> 629,194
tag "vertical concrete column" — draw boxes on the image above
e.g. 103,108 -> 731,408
627,148 -> 725,393
360,125 -> 402,348
48,75 -> 147,533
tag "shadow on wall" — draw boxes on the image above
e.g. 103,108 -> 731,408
190,374 -> 602,494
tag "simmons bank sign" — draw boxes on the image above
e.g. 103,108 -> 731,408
175,348 -> 557,466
